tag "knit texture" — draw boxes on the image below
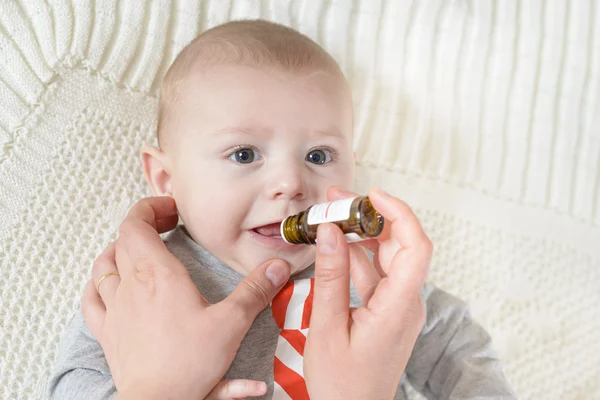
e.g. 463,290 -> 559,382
0,1 -> 598,399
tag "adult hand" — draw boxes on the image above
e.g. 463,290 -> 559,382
304,187 -> 432,400
81,196 -> 291,400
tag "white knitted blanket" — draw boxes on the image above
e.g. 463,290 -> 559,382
0,1 -> 598,399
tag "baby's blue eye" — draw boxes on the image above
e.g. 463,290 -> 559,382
230,148 -> 259,164
306,149 -> 331,165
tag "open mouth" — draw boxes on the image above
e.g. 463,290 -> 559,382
252,222 -> 282,238
249,222 -> 298,249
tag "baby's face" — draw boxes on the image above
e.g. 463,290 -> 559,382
164,65 -> 355,276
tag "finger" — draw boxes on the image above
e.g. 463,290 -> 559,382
368,188 -> 432,299
310,223 -> 350,338
368,188 -> 429,250
81,279 -> 106,341
348,243 -> 381,304
117,198 -> 188,281
327,185 -> 358,201
387,241 -> 432,296
121,196 -> 179,234
91,242 -> 121,308
356,238 -> 385,276
328,186 -> 386,275
217,259 -> 290,331
155,214 -> 180,233
114,233 -> 208,311
206,379 -> 268,400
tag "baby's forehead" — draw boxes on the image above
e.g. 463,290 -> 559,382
166,63 -> 350,119
157,20 -> 349,148
165,55 -> 345,109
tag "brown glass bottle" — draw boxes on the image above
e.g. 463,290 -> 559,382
280,196 -> 384,245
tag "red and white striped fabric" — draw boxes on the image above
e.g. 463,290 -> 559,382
271,278 -> 315,400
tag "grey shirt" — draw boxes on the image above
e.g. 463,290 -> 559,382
48,226 -> 516,399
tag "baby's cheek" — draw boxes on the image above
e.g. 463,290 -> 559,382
189,212 -> 229,241
177,203 -> 220,239
195,206 -> 246,244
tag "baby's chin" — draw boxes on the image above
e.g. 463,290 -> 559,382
226,248 -> 316,278
286,256 -> 315,277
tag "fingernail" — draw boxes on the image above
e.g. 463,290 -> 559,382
318,224 -> 338,254
372,187 -> 389,197
266,260 -> 289,286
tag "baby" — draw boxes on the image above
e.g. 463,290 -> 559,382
49,20 -> 515,399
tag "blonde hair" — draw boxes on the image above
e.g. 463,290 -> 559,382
157,19 -> 345,147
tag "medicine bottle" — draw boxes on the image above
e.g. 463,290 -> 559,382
280,196 -> 384,245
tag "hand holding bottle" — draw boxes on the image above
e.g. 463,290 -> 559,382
304,187 -> 432,400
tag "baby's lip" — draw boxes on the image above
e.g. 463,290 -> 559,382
251,222 -> 283,237
248,221 -> 298,250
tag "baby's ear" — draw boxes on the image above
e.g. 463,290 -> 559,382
141,145 -> 173,196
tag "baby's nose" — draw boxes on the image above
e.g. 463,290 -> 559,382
268,165 -> 306,201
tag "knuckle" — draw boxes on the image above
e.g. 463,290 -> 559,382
134,198 -> 158,225
114,236 -> 128,262
218,380 -> 232,396
114,235 -> 125,250
418,236 -> 433,254
92,253 -> 110,276
425,238 -> 434,254
315,263 -> 345,286
398,198 -> 410,210
118,218 -> 144,238
117,219 -> 130,237
91,258 -> 101,275
414,237 -> 433,265
117,221 -> 131,238
133,197 -> 152,215
136,264 -> 156,283
240,279 -> 270,308
397,199 -> 414,216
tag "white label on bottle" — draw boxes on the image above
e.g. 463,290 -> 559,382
307,197 -> 357,225
345,233 -> 364,242
315,233 -> 366,244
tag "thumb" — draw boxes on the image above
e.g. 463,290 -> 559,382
219,259 -> 290,329
310,223 -> 350,337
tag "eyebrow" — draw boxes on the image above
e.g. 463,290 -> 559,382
213,126 -> 263,136
213,126 -> 347,139
314,128 -> 345,139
